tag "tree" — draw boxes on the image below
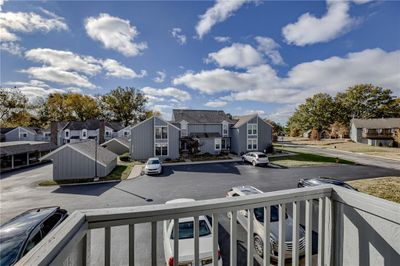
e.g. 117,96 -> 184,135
266,119 -> 285,141
0,88 -> 28,122
335,84 -> 400,122
100,87 -> 147,126
330,122 -> 349,139
311,128 -> 320,140
64,93 -> 100,121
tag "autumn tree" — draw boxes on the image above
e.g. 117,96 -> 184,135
0,88 -> 28,123
99,87 -> 147,126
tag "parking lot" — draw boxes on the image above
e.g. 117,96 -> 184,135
1,161 -> 400,265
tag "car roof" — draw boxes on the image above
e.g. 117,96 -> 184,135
232,186 -> 263,195
147,157 -> 160,161
166,198 -> 196,204
0,207 -> 60,242
305,177 -> 345,185
252,152 -> 265,155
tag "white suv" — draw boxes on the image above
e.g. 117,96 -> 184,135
226,186 -> 306,260
242,152 -> 269,166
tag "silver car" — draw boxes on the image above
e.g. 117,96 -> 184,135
144,157 -> 162,175
226,186 -> 306,259
242,152 -> 269,166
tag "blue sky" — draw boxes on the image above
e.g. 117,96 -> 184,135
1,0 -> 399,123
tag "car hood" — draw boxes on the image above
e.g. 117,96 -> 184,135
269,217 -> 305,242
168,235 -> 216,261
145,164 -> 161,170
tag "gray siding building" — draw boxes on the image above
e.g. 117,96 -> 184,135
4,127 -> 49,142
350,118 -> 400,146
101,137 -> 130,155
41,140 -> 117,181
130,116 -> 180,160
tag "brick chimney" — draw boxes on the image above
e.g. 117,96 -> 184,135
50,121 -> 58,146
99,120 -> 105,144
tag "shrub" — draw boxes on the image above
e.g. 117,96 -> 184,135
265,144 -> 274,153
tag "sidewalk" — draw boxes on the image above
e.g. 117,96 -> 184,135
127,165 -> 143,180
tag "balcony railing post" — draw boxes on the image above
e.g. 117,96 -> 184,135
104,227 -> 111,266
263,206 -> 270,266
129,224 -> 135,266
318,197 -> 326,266
305,200 -> 313,266
324,196 -> 333,266
81,232 -> 88,266
230,211 -> 237,266
173,218 -> 179,266
247,209 -> 254,266
151,222 -> 157,266
278,204 -> 286,266
194,216 -> 200,266
292,201 -> 300,266
212,213 -> 219,266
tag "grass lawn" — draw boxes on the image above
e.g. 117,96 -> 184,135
349,176 -> 400,204
271,148 -> 354,167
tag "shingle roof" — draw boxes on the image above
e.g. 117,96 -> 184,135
351,118 -> 400,129
106,122 -> 125,131
0,141 -> 57,156
233,114 -> 258,128
64,120 -> 102,130
172,109 -> 236,124
0,128 -> 15,134
101,137 -> 130,148
68,141 -> 118,165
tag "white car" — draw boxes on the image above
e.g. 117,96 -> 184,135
163,199 -> 223,266
242,152 -> 269,166
226,186 -> 306,260
144,157 -> 162,175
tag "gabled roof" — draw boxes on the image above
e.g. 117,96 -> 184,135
233,114 -> 258,128
351,118 -> 400,129
63,120 -> 102,131
0,127 -> 16,134
106,121 -> 125,131
172,109 -> 236,124
101,137 -> 130,148
0,141 -> 57,156
41,140 -> 117,166
4,126 -> 44,136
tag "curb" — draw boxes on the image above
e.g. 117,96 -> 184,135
163,158 -> 242,166
42,179 -> 121,187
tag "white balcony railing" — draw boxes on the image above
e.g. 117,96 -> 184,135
16,185 -> 400,266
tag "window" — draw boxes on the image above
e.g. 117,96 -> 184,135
42,213 -> 62,235
247,124 -> 257,135
247,139 -> 257,150
124,131 -> 129,136
23,230 -> 42,256
155,126 -> 168,139
82,130 -> 87,139
105,131 -> 111,136
222,123 -> 229,137
215,138 -> 221,150
155,144 -> 168,156
65,130 -> 69,138
170,220 -> 211,239
221,139 -> 226,149
181,122 -> 188,137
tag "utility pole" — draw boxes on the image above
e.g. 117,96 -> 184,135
94,137 -> 99,181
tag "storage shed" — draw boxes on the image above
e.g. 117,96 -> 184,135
101,137 -> 130,155
41,140 -> 118,181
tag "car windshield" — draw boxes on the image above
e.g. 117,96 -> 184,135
0,236 -> 25,266
254,206 -> 288,223
257,154 -> 267,158
170,220 -> 211,239
148,159 -> 159,165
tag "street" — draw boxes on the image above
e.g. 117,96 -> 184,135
1,161 -> 400,265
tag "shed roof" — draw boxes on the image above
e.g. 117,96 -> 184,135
101,137 -> 130,148
172,109 -> 236,124
41,140 -> 117,166
351,118 -> 400,129
0,141 -> 57,156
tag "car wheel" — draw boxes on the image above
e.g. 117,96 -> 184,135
254,235 -> 264,257
252,160 -> 256,166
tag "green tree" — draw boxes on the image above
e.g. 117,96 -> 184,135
0,88 -> 28,122
99,87 -> 147,126
65,93 -> 100,121
335,84 -> 400,122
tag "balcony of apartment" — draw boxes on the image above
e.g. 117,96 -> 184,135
362,129 -> 394,139
16,186 -> 399,266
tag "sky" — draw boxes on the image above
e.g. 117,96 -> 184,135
1,0 -> 399,123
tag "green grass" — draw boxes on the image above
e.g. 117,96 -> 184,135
38,164 -> 133,186
349,176 -> 400,203
271,148 -> 354,167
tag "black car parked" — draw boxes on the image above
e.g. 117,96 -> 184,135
298,177 -> 358,191
0,207 -> 68,266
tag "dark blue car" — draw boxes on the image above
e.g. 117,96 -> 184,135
0,207 -> 68,266
298,176 -> 358,191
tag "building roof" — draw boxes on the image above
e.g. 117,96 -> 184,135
351,118 -> 400,129
0,128 -> 15,134
105,121 -> 125,131
233,114 -> 258,128
172,109 -> 236,124
0,141 -> 57,156
63,120 -> 103,131
101,137 -> 130,148
42,140 -> 117,166
190,132 -> 221,138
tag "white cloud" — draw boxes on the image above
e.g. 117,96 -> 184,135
154,70 -> 167,83
243,109 -> 266,116
214,36 -> 231,43
0,42 -> 23,56
267,104 -> 297,123
206,43 -> 263,68
282,0 -> 356,46
3,80 -> 66,100
255,36 -> 284,65
196,0 -> 255,39
205,100 -> 227,107
21,67 -> 96,88
85,13 -> 147,57
101,59 -> 146,79
0,0 -> 5,11
171,28 -> 187,45
175,48 -> 400,104
142,87 -> 191,102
